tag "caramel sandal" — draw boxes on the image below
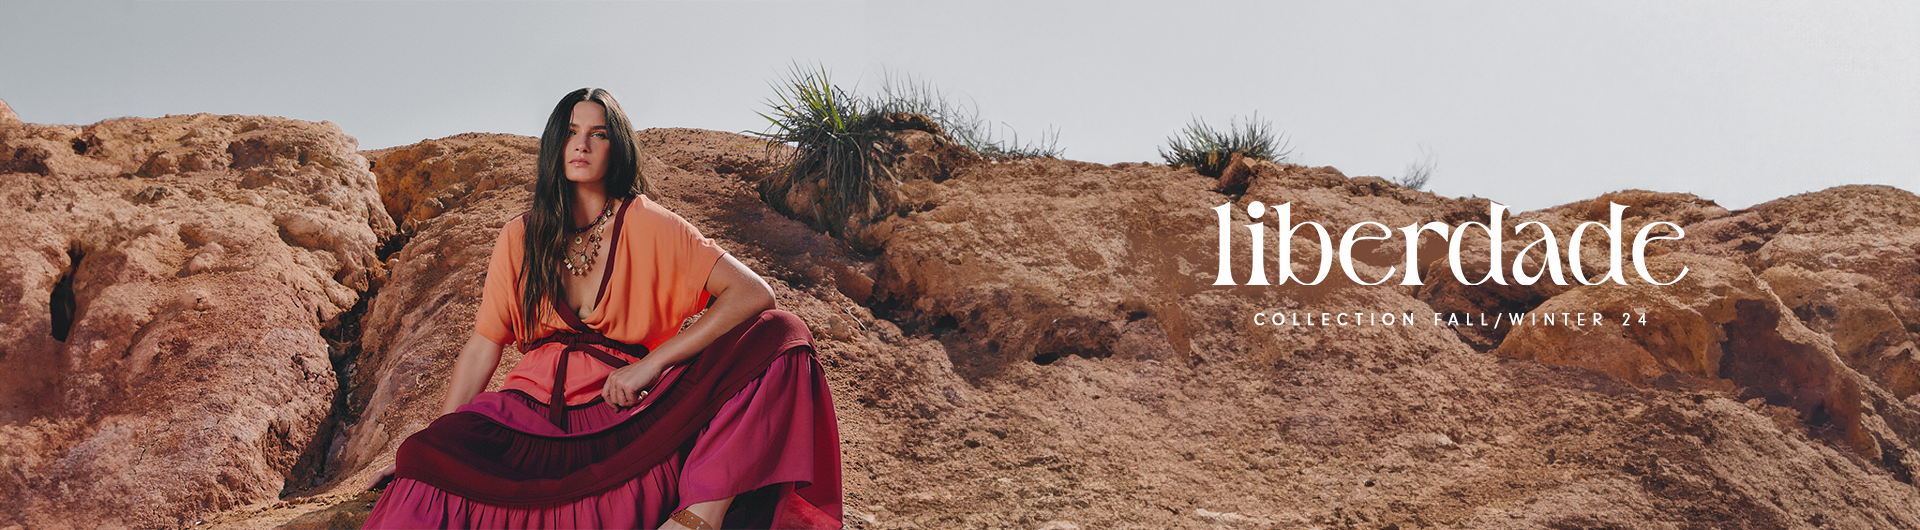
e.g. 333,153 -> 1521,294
670,508 -> 713,530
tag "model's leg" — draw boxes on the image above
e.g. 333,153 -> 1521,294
669,311 -> 838,529
663,496 -> 734,530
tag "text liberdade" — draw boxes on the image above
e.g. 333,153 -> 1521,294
1211,201 -> 1687,287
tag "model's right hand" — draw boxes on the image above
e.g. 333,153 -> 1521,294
363,463 -> 397,491
602,360 -> 665,408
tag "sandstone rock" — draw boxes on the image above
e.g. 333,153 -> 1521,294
1194,508 -> 1269,526
885,128 -> 977,182
1740,186 -> 1920,401
642,127 -> 791,183
1500,256 -> 1865,426
872,155 -> 1483,377
1763,265 -> 1920,398
364,133 -> 539,233
0,99 -> 18,125
1416,191 -> 1729,350
1494,241 -> 1920,491
1214,151 -> 1252,192
0,113 -> 392,529
858,153 -> 1920,527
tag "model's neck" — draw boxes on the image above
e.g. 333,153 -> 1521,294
571,182 -> 611,227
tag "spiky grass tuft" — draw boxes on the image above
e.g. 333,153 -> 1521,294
1160,114 -> 1290,178
752,66 -> 1066,237
871,70 -> 1061,160
751,65 -> 896,237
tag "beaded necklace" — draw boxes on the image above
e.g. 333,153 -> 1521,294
563,199 -> 617,275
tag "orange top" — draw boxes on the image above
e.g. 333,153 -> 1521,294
475,195 -> 727,405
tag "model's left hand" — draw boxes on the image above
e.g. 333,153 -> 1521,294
601,360 -> 664,408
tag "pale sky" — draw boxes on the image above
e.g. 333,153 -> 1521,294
3,0 -> 1915,212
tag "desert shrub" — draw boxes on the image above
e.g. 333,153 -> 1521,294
1393,148 -> 1436,191
871,70 -> 1061,160
751,65 -> 896,237
752,66 -> 1063,237
1160,114 -> 1291,178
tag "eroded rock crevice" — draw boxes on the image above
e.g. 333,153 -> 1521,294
49,245 -> 82,342
303,227 -> 411,492
1717,299 -> 1874,455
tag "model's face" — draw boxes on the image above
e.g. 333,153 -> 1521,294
564,101 -> 611,184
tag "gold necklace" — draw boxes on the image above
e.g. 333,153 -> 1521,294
563,199 -> 617,275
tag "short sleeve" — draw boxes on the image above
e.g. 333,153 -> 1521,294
473,217 -> 526,346
597,196 -> 728,346
665,208 -> 727,315
646,200 -> 726,334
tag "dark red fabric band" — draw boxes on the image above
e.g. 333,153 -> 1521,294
524,332 -> 648,430
392,310 -> 813,506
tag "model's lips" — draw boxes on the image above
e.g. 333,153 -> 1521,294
568,158 -> 589,167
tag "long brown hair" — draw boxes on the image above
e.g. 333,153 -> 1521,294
519,88 -> 649,341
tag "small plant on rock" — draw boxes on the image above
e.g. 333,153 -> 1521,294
1392,147 -> 1436,191
751,65 -> 896,237
871,70 -> 1061,160
752,66 -> 1066,240
1160,114 -> 1291,178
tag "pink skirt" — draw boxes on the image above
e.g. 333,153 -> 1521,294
362,313 -> 842,529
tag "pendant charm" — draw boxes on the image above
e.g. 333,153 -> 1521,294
563,199 -> 618,276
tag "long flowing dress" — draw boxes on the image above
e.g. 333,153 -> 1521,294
362,196 -> 843,529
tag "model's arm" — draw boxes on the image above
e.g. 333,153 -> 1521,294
600,253 -> 774,407
441,332 -> 506,415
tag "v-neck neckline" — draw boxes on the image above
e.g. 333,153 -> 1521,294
553,197 -> 632,333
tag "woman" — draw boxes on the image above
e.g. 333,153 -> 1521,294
361,88 -> 843,529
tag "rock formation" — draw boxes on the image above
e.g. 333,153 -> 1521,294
0,112 -> 393,529
848,143 -> 1920,527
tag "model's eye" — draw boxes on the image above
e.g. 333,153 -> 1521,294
591,132 -> 608,139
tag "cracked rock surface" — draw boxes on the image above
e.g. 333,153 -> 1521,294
0,109 -> 392,529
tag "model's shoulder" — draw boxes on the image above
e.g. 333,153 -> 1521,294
622,195 -> 691,226
497,212 -> 530,239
